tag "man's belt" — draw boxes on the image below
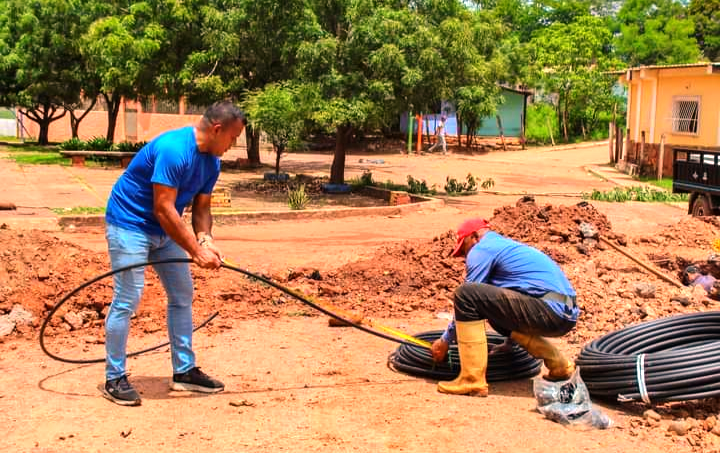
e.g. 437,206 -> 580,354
541,291 -> 577,309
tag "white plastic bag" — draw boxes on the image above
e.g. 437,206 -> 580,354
533,367 -> 613,429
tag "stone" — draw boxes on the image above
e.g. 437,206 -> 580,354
644,410 -> 662,422
640,305 -> 657,319
705,416 -> 717,431
579,222 -> 599,239
0,316 -> 15,337
6,305 -> 33,326
63,311 -> 84,330
318,284 -> 343,296
634,282 -> 656,299
712,424 -> 720,437
668,420 -> 689,436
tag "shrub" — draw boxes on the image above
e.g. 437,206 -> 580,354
288,184 -> 310,210
114,140 -> 147,153
58,137 -> 87,151
86,136 -> 113,151
582,186 -> 688,203
445,173 -> 479,195
407,175 -> 437,195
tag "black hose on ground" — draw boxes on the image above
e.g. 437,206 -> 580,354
577,311 -> 720,403
40,258 -> 437,364
388,331 -> 542,381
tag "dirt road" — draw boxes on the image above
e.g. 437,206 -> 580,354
0,143 -> 709,453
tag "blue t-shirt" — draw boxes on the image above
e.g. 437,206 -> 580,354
106,127 -> 220,235
441,232 -> 579,343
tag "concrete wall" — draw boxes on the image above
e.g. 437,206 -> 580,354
22,98 -> 247,147
623,66 -> 720,148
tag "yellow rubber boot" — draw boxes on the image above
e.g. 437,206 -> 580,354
510,332 -> 575,381
437,320 -> 489,396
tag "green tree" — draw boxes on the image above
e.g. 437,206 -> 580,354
530,14 -> 619,141
81,3 -> 165,142
242,84 -> 306,175
0,0 -> 87,144
689,0 -> 720,62
182,0 -> 319,166
614,0 -> 700,66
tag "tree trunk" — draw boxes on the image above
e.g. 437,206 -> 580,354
245,124 -> 261,166
330,125 -> 351,185
274,144 -> 283,174
68,98 -> 97,138
38,121 -> 50,145
103,92 -> 122,143
22,104 -> 66,145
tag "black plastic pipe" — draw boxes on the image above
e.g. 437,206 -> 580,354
577,311 -> 720,403
388,330 -> 542,381
40,258 -> 437,364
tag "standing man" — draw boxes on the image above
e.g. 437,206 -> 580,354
102,101 -> 246,406
428,114 -> 448,155
431,218 -> 579,397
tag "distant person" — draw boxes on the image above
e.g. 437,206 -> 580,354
431,218 -> 579,396
428,114 -> 448,155
102,101 -> 246,406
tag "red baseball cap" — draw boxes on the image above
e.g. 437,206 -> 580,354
451,218 -> 491,257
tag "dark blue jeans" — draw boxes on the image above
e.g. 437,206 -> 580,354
453,283 -> 576,338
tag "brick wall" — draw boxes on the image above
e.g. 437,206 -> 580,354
21,98 -> 246,147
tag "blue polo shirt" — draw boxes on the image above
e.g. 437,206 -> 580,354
441,232 -> 579,343
106,127 -> 220,235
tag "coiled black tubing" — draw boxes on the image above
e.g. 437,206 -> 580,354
577,311 -> 720,403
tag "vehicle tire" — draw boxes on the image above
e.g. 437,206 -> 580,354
691,194 -> 712,216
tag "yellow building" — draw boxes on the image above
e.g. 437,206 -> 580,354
619,62 -> 720,176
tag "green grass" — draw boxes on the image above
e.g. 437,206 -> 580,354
0,108 -> 15,119
5,151 -> 69,165
583,186 -> 688,203
51,206 -> 106,216
636,176 -> 673,192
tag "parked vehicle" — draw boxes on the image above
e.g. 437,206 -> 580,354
673,148 -> 720,216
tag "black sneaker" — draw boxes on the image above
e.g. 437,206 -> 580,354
171,367 -> 224,393
102,375 -> 141,406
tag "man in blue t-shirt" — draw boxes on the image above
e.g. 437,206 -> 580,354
431,218 -> 579,397
102,101 -> 246,406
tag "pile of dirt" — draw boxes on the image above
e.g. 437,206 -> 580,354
283,231 -> 464,317
0,228 -> 302,340
489,196 -> 621,245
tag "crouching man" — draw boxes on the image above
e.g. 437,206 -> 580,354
431,218 -> 579,396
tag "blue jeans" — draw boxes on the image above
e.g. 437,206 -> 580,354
105,223 -> 195,380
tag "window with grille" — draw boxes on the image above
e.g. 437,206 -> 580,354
671,96 -> 700,134
184,103 -> 208,115
155,98 -> 180,114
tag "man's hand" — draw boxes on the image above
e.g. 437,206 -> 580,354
192,247 -> 222,269
489,338 -> 514,356
200,237 -> 223,261
431,338 -> 449,363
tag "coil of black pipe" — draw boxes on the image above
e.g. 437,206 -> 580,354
577,311 -> 720,403
388,331 -> 542,381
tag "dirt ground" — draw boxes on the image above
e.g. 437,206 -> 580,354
2,143 -> 720,453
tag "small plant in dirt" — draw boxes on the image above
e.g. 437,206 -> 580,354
58,137 -> 87,151
583,186 -> 688,203
407,175 -> 437,195
288,184 -> 310,210
86,136 -> 113,151
480,178 -> 495,190
349,170 -> 375,190
445,173 -> 478,196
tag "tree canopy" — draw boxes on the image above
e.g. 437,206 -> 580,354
0,0 -> 711,177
